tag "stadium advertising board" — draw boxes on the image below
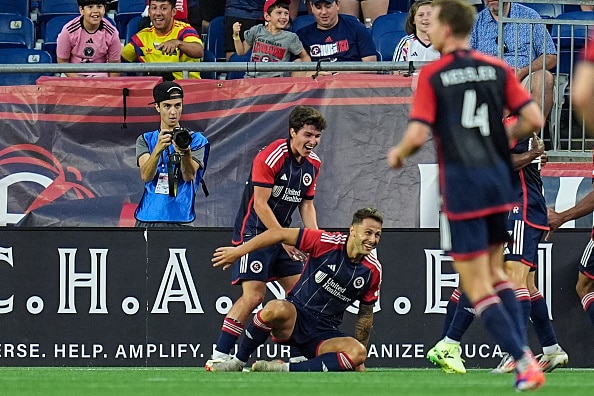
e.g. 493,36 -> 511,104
0,228 -> 591,368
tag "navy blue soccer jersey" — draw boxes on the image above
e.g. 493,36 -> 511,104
510,138 -> 548,229
287,228 -> 382,327
296,15 -> 377,62
409,49 -> 533,220
232,139 -> 321,245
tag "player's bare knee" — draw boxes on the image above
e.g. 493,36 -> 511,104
345,342 -> 368,367
261,300 -> 293,321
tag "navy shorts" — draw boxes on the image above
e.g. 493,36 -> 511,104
504,208 -> 545,269
579,238 -> 594,280
440,212 -> 510,260
230,242 -> 303,284
272,302 -> 348,358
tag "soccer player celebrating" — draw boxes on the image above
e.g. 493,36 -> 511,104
206,208 -> 383,372
387,0 -> 545,391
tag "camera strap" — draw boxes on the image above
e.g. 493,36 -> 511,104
166,147 -> 180,197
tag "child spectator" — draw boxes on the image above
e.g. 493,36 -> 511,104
233,0 -> 311,77
56,0 -> 122,77
392,0 -> 439,62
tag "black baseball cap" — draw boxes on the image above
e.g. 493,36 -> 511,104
310,0 -> 336,4
150,81 -> 184,104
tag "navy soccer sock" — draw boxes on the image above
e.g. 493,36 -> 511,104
515,287 -> 531,344
446,292 -> 474,342
494,281 -> 526,345
289,352 -> 353,372
474,294 -> 526,360
441,288 -> 461,339
530,291 -> 558,348
581,291 -> 594,326
235,311 -> 272,363
214,317 -> 244,356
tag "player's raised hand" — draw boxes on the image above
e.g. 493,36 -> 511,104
212,246 -> 241,270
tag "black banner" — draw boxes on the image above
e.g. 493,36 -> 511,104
0,227 -> 591,368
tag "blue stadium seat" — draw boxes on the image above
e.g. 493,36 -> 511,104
38,0 -> 79,22
125,15 -> 144,44
206,15 -> 225,61
226,51 -> 252,80
388,0 -> 410,13
0,14 -> 35,49
41,14 -> 77,62
519,2 -> 564,19
371,12 -> 407,61
114,0 -> 146,39
0,48 -> 53,85
550,12 -> 594,74
201,49 -> 217,80
0,0 -> 30,17
291,14 -> 314,33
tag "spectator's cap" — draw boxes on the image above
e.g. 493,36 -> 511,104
310,0 -> 336,4
264,0 -> 291,14
151,81 -> 184,104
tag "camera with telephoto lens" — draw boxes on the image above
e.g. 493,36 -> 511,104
170,127 -> 192,150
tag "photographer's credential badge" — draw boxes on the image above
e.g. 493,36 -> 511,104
155,173 -> 169,195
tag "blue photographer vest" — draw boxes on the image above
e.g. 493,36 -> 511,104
134,129 -> 209,223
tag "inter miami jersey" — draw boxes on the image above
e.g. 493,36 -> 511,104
232,139 -> 321,245
409,49 -> 533,220
287,228 -> 382,328
510,138 -> 548,229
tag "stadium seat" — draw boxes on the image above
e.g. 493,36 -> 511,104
38,0 -> 79,22
41,14 -> 77,62
206,15 -> 225,61
371,12 -> 407,61
551,11 -> 594,74
114,0 -> 146,38
0,0 -> 30,17
0,48 -> 53,85
0,14 -> 35,49
125,15 -> 144,44
201,49 -> 217,80
226,51 -> 252,80
291,14 -> 315,33
519,2 -> 564,19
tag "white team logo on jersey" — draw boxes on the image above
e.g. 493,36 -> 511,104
353,276 -> 365,289
272,185 -> 283,197
250,260 -> 263,273
314,270 -> 327,283
302,173 -> 313,186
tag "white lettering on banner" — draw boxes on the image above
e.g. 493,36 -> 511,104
54,344 -> 105,359
114,344 -> 201,359
0,173 -> 53,226
152,248 -> 204,314
58,248 -> 108,314
463,343 -> 504,359
424,245 -> 554,316
425,249 -> 457,314
253,344 -> 291,359
0,247 -> 13,313
0,343 -> 41,358
367,344 -> 425,358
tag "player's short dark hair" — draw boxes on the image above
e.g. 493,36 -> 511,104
288,106 -> 327,135
352,208 -> 383,225
78,0 -> 107,7
432,0 -> 476,38
148,0 -> 176,8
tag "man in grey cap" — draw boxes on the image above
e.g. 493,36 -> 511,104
134,81 -> 210,227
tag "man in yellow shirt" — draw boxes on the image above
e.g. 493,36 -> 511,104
121,0 -> 204,80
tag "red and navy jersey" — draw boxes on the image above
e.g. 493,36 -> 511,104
287,228 -> 382,328
582,34 -> 594,63
232,139 -> 321,244
410,49 -> 532,220
510,138 -> 548,229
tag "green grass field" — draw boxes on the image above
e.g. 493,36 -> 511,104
1,368 -> 592,396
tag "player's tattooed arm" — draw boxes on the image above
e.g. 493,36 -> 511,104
354,303 -> 374,347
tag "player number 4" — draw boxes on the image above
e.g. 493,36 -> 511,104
461,89 -> 490,136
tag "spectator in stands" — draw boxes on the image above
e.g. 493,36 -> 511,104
470,0 -> 557,119
122,0 -> 204,80
297,0 -> 377,71
134,81 -> 209,227
197,0 -> 226,34
56,0 -> 122,77
233,0 -> 312,77
339,0 -> 388,24
392,0 -> 440,62
224,0 -> 266,60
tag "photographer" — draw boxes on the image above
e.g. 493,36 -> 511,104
134,81 -> 209,227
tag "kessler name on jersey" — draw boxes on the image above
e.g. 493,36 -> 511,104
440,65 -> 497,87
